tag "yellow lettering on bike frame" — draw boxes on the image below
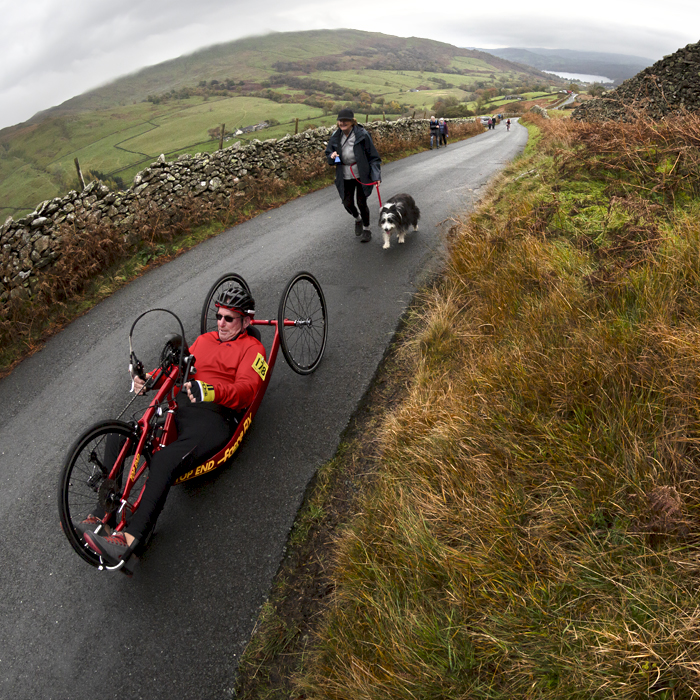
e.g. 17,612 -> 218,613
129,453 -> 141,482
175,415 -> 254,484
194,459 -> 216,477
174,468 -> 194,485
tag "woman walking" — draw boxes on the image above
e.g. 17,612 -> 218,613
326,108 -> 381,243
438,117 -> 449,146
429,115 -> 440,149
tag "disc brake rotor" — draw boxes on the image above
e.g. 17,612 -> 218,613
98,478 -> 120,513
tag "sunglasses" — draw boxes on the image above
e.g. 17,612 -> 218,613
216,312 -> 239,323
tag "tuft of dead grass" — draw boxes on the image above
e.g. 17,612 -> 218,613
548,110 -> 700,203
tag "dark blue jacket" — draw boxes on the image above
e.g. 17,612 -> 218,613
325,124 -> 381,199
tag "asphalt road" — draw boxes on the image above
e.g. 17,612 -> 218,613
0,121 -> 527,700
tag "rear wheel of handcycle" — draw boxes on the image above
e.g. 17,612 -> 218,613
277,271 -> 328,375
200,273 -> 252,335
58,420 -> 149,567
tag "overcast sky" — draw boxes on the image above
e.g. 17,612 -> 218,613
0,0 -> 697,131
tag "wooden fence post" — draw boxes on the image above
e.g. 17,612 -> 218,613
412,111 -> 416,119
365,113 -> 369,123
295,118 -> 299,135
74,158 -> 85,190
383,111 -> 386,121
219,123 -> 225,150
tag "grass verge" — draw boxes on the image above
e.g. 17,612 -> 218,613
236,112 -> 700,699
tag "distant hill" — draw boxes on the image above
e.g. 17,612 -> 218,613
479,48 -> 652,85
0,28 -> 565,221
28,30 -> 556,123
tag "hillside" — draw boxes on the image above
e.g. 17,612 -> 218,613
29,30 -> 553,119
0,29 -> 565,221
481,47 -> 651,85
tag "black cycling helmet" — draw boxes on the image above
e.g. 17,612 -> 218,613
215,287 -> 255,317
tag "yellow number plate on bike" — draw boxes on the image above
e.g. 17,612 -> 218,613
252,353 -> 268,381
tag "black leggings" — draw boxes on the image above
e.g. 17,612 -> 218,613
97,402 -> 234,542
341,178 -> 370,226
126,403 -> 233,541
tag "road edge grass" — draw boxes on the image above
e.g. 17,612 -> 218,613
235,302 -> 422,700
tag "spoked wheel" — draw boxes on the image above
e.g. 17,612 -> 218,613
200,273 -> 251,335
58,420 -> 149,567
277,271 -> 328,374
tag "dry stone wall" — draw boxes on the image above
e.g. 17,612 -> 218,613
573,41 -> 700,122
0,117 -> 474,306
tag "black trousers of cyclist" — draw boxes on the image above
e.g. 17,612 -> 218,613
341,178 -> 370,226
126,401 -> 234,542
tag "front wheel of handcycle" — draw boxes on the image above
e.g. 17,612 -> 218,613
58,420 -> 149,567
277,271 -> 328,374
200,273 -> 252,335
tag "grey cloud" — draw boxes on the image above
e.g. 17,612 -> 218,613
1,1 -> 268,88
437,16 -> 694,61
1,2 -> 697,130
0,2 -> 288,126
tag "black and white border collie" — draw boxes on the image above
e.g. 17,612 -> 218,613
378,193 -> 421,250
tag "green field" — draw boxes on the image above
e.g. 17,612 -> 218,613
121,97 -> 322,154
0,156 -> 58,211
0,97 -> 331,214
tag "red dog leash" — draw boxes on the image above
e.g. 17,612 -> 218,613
349,164 -> 382,208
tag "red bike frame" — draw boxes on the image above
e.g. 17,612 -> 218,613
107,317 -> 285,535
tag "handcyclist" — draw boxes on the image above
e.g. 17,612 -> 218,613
80,287 -> 266,566
326,108 -> 381,244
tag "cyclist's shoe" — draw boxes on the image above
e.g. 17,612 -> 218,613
74,514 -> 111,539
354,218 -> 363,236
83,530 -> 130,566
360,229 -> 372,243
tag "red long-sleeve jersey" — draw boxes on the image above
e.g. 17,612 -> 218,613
187,330 -> 267,410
